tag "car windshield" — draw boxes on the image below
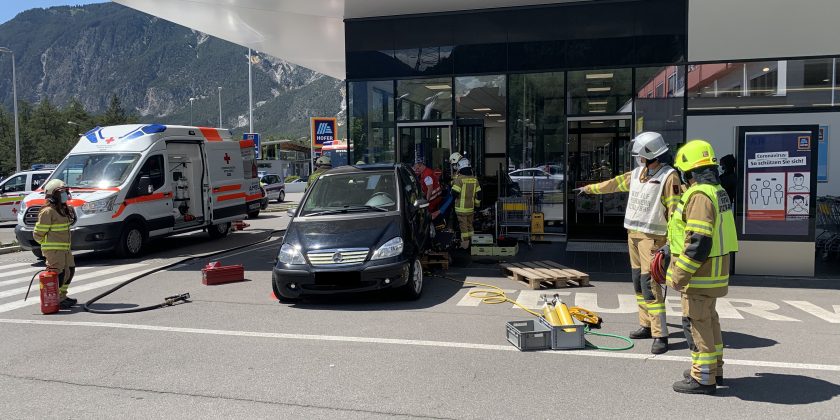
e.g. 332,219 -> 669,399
51,153 -> 141,188
301,172 -> 398,216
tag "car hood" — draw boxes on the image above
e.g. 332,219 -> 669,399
285,214 -> 402,252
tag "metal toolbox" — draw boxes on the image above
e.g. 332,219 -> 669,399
506,319 -> 552,351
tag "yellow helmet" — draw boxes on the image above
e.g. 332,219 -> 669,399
675,140 -> 717,172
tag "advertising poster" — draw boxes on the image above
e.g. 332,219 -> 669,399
817,125 -> 828,182
738,126 -> 819,241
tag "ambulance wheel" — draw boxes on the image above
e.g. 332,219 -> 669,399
116,223 -> 145,258
208,222 -> 231,239
31,249 -> 45,260
247,210 -> 260,219
277,191 -> 285,203
398,258 -> 424,300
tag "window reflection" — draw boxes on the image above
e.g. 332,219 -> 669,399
635,66 -> 685,147
397,78 -> 452,121
568,69 -> 633,115
348,81 -> 395,164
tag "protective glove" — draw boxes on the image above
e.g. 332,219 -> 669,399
658,244 -> 671,269
573,187 -> 588,195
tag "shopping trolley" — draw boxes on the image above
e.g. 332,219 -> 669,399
816,196 -> 840,261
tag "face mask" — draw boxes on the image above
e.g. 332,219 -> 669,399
680,170 -> 692,185
634,156 -> 645,167
59,191 -> 69,203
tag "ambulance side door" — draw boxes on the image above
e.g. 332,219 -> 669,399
0,174 -> 27,222
129,154 -> 173,236
206,142 -> 246,222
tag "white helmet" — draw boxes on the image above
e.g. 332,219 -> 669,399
632,132 -> 669,160
457,158 -> 471,170
44,179 -> 66,195
449,152 -> 463,165
316,155 -> 332,166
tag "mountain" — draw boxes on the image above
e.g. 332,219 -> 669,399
0,3 -> 345,139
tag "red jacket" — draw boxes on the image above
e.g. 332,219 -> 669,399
419,167 -> 443,212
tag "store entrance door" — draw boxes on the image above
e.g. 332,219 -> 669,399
397,122 -> 452,172
567,116 -> 633,240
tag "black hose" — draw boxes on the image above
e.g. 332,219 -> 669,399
83,228 -> 282,314
23,270 -> 46,302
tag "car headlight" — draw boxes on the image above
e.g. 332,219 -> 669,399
81,196 -> 117,214
371,237 -> 404,260
19,200 -> 27,212
278,243 -> 306,265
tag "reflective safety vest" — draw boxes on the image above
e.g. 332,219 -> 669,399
307,167 -> 329,190
33,206 -> 72,251
452,176 -> 480,214
624,166 -> 674,235
668,183 -> 738,289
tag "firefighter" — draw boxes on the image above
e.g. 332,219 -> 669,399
413,158 -> 443,213
575,132 -> 681,354
307,155 -> 332,190
451,158 -> 481,249
34,179 -> 77,309
665,139 -> 738,395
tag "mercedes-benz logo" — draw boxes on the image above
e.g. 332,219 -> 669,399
332,252 -> 343,263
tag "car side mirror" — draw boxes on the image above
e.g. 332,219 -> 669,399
286,208 -> 296,217
414,199 -> 429,209
137,175 -> 152,196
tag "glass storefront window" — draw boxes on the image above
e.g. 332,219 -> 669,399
348,80 -> 395,164
687,58 -> 840,111
396,78 -> 452,121
567,68 -> 632,115
455,75 -> 506,177
635,66 -> 685,146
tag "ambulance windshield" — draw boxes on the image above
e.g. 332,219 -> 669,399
52,153 -> 141,188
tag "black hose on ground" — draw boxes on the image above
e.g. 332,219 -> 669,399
83,228 -> 282,314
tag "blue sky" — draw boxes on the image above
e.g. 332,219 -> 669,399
1,1 -> 108,24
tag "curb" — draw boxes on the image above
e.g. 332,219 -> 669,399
0,245 -> 21,255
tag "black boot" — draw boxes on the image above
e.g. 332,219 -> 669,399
629,326 -> 652,339
651,338 -> 669,354
673,376 -> 716,395
684,369 -> 723,385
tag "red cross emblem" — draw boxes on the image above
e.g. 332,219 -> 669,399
105,137 -> 115,144
11,207 -> 18,215
223,153 -> 231,164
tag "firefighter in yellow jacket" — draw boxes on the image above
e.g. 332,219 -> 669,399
666,140 -> 738,395
451,158 -> 481,249
34,179 -> 77,309
576,132 -> 682,354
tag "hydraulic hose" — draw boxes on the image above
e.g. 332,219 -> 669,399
432,274 -> 634,351
83,228 -> 282,314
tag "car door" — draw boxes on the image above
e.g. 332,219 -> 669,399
0,174 -> 27,222
399,167 -> 428,254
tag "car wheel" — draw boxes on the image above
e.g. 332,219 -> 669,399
247,209 -> 260,219
208,222 -> 231,239
116,223 -> 145,258
32,248 -> 45,260
399,258 -> 424,300
277,190 -> 285,203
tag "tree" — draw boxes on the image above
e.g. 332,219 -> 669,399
99,94 -> 137,126
27,99 -> 71,165
0,107 -> 14,176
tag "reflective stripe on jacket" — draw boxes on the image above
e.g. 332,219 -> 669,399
452,176 -> 481,214
33,206 -> 72,251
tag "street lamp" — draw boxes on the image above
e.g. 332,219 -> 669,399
217,86 -> 223,128
189,97 -> 195,126
248,49 -> 257,133
67,121 -> 83,136
0,47 -> 21,172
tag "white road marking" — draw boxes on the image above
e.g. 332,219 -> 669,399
0,262 -> 37,270
785,301 -> 840,324
713,297 -> 746,319
0,263 -> 147,299
1,318 -> 839,373
723,298 -> 801,322
572,293 -> 637,314
0,266 -> 95,287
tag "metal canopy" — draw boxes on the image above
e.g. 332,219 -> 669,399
114,0 -> 581,79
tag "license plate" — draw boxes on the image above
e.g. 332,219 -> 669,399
249,203 -> 260,210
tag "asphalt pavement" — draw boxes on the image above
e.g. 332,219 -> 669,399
0,194 -> 838,418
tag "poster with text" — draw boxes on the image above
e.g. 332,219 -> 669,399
738,126 -> 818,241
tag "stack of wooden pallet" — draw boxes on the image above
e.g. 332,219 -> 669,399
421,252 -> 450,271
499,260 -> 590,289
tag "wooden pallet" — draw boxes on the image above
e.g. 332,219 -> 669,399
499,260 -> 590,289
421,252 -> 450,271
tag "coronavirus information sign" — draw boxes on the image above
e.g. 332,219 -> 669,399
737,125 -> 819,242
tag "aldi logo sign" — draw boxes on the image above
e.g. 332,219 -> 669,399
311,117 -> 337,149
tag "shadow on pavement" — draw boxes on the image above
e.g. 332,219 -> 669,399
62,303 -> 140,314
665,330 -> 777,351
720,373 -> 840,404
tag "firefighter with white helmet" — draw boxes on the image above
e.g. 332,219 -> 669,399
451,158 -> 481,249
667,140 -> 738,395
575,132 -> 682,354
34,179 -> 77,309
307,155 -> 332,190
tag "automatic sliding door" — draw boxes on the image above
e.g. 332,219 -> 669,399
397,124 -> 452,171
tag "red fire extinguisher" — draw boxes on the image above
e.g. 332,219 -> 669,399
39,270 -> 60,314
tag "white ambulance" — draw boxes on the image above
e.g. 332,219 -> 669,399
15,124 -> 261,258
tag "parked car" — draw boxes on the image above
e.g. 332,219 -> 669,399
259,173 -> 286,203
509,168 -> 564,192
0,169 -> 52,222
273,164 -> 431,301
